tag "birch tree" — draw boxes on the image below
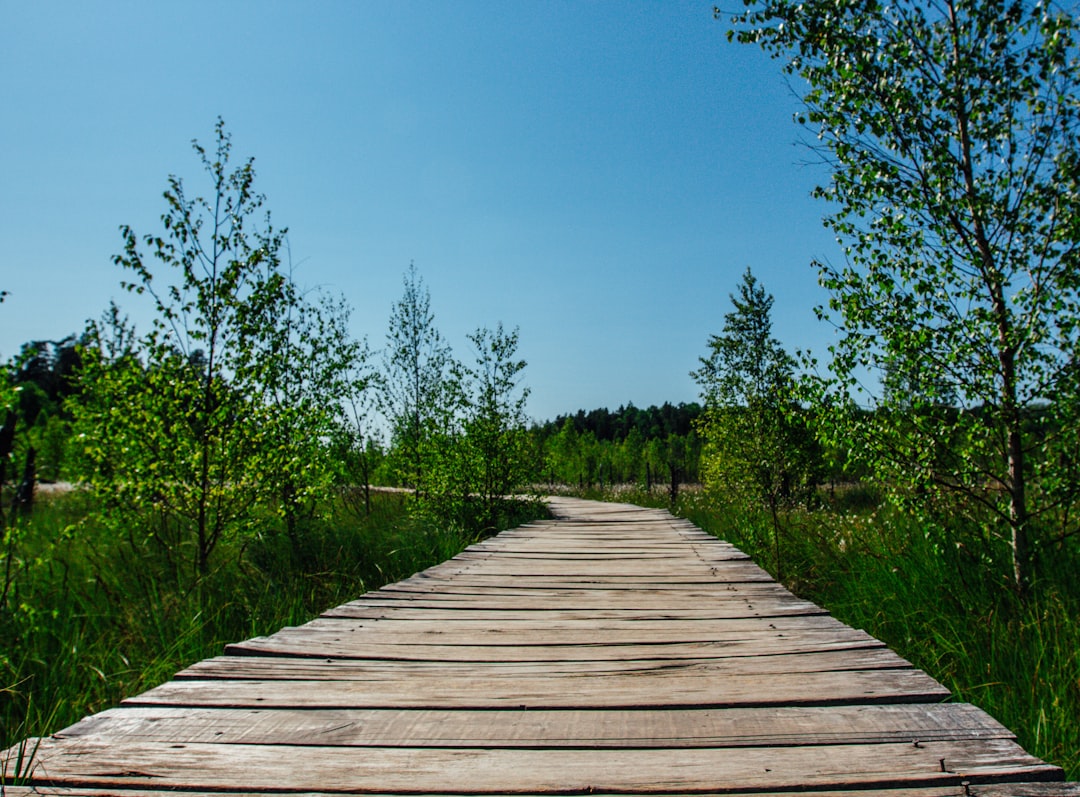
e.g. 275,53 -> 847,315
381,264 -> 452,494
728,0 -> 1080,592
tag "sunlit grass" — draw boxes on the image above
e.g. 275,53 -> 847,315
1,489 -> 546,758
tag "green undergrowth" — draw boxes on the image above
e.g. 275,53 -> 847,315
581,484 -> 1080,781
1,490 -> 547,766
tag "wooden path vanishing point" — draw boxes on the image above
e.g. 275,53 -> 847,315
3,497 -> 1077,796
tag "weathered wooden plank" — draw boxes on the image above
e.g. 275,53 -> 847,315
297,611 -> 847,630
54,704 -> 1014,748
225,624 -> 886,660
451,546 -> 747,557
458,536 -> 707,544
125,668 -> 950,709
378,576 -> 794,588
461,548 -> 738,557
453,548 -> 747,558
332,591 -> 812,609
481,536 -> 719,544
477,532 -> 704,542
176,647 -> 915,680
419,561 -> 768,576
469,532 -> 723,541
4,786 -> 1080,797
321,603 -> 827,620
224,633 -> 888,661
234,613 -> 862,648
11,737 -> 1060,793
396,571 -> 778,583
502,524 -> 714,533
447,535 -> 723,546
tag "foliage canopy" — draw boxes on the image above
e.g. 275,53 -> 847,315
727,0 -> 1080,591
72,120 -> 362,579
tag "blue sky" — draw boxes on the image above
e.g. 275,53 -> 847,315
1,1 -> 842,423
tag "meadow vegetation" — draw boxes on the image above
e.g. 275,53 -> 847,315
0,487 -> 542,759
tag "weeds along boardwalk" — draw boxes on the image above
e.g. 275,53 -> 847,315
3,497 -> 1077,796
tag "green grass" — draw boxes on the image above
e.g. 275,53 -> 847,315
580,484 -> 1080,781
0,489 -> 546,764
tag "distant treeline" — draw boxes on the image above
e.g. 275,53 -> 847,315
531,403 -> 703,492
534,402 -> 701,443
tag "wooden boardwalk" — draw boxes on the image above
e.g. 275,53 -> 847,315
3,497 -> 1076,796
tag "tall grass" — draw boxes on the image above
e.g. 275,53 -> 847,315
587,484 -> 1080,780
1,490 -> 545,762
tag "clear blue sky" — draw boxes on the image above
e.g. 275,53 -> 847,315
1,1 -> 842,424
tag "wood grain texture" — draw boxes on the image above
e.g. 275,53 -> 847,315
57,703 -> 1014,748
10,737 -> 1061,793
176,646 -> 915,679
2,496 -> 1067,794
4,787 -> 1080,797
126,668 -> 951,709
